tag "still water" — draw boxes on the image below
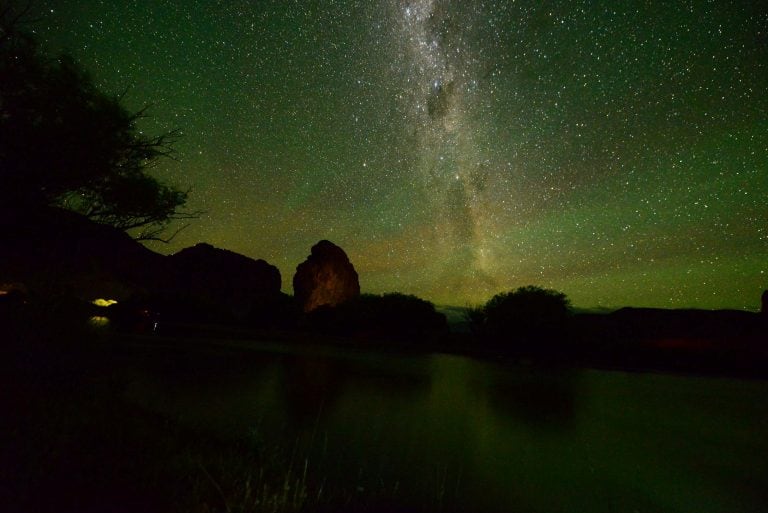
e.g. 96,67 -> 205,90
122,342 -> 768,512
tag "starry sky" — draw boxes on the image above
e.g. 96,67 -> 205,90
25,0 -> 767,310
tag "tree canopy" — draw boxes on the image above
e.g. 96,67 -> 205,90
469,285 -> 572,349
304,292 -> 448,340
0,6 -> 194,240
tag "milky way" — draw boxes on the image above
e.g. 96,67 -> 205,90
26,0 -> 768,309
396,0 -> 500,299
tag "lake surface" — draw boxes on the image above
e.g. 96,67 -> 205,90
121,341 -> 768,512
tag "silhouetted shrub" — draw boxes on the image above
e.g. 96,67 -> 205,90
248,292 -> 302,329
465,305 -> 486,336
305,293 -> 448,340
469,285 -> 572,354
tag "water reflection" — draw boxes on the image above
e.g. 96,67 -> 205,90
123,350 -> 579,509
120,344 -> 768,512
88,315 -> 110,327
486,366 -> 578,430
277,354 -> 431,429
280,357 -> 341,426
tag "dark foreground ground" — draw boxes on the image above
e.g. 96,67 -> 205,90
2,334 -> 358,513
2,305 -> 767,512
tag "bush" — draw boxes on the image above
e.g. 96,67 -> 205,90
305,293 -> 448,340
469,286 -> 572,353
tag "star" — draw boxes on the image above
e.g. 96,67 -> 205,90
26,0 -> 768,310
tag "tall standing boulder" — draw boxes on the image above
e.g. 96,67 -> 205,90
293,240 -> 360,312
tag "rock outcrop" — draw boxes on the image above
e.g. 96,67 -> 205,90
1,208 -> 289,326
293,240 -> 360,312
166,243 -> 281,319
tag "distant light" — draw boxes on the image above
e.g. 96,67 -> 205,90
92,298 -> 118,307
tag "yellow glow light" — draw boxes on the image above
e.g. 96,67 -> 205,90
88,315 -> 110,327
92,298 -> 118,307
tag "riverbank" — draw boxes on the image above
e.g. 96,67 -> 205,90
141,319 -> 768,381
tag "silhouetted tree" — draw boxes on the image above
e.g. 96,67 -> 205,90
350,293 -> 447,338
305,292 -> 448,340
469,285 -> 572,353
0,5 -> 195,240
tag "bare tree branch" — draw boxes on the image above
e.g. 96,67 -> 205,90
135,222 -> 191,243
2,7 -> 196,241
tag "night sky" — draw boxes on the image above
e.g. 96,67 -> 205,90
26,0 -> 767,310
